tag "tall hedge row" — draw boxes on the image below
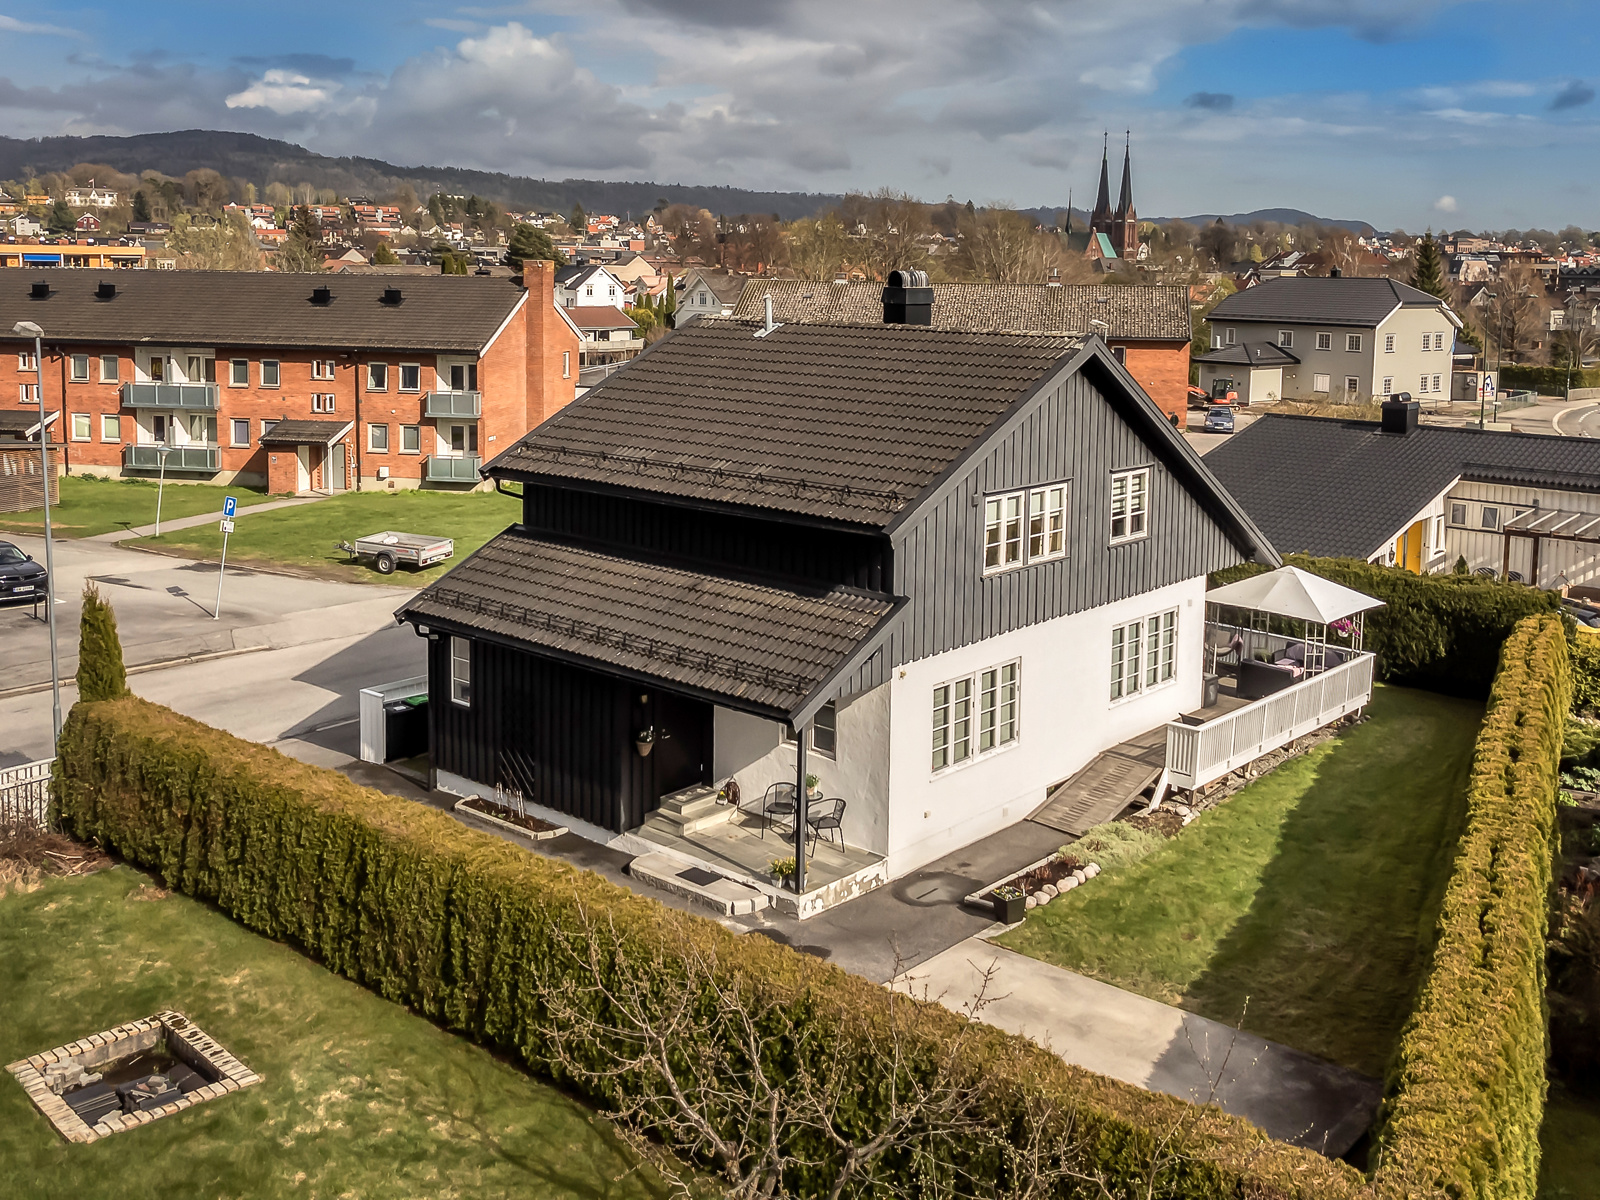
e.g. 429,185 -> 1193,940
1370,614 -> 1568,1200
1211,556 -> 1563,696
53,697 -> 1364,1200
1496,364 -> 1600,394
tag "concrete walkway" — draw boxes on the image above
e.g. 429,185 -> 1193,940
896,937 -> 1381,1156
87,494 -> 327,542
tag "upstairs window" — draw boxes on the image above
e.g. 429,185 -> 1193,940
1277,330 -> 1293,348
1384,334 -> 1395,353
1421,332 -> 1431,352
312,394 -> 336,413
450,637 -> 472,706
1028,485 -> 1068,562
1481,506 -> 1501,531
1110,468 -> 1150,544
70,354 -> 89,382
261,360 -> 280,388
1450,502 -> 1468,525
1316,332 -> 1333,351
312,359 -> 336,380
984,491 -> 1025,572
100,355 -> 119,383
1346,333 -> 1363,352
448,363 -> 478,391
1434,332 -> 1445,351
230,359 -> 249,386
367,363 -> 388,391
398,363 -> 421,392
1225,327 -> 1236,345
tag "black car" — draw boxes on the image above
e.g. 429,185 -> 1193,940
0,540 -> 46,603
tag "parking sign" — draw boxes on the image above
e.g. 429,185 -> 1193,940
223,495 -> 237,518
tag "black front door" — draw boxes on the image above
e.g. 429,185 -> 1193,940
651,691 -> 712,800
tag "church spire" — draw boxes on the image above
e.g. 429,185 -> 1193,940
1089,132 -> 1113,232
1115,130 -> 1133,219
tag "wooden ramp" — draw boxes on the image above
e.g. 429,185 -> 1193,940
1030,727 -> 1168,836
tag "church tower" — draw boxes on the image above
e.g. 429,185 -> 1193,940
1087,134 -> 1114,243
1112,132 -> 1138,258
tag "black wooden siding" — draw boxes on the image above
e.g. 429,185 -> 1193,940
841,371 -> 1244,695
429,634 -> 710,832
521,481 -> 890,591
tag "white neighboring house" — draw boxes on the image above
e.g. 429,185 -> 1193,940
555,263 -> 627,309
64,185 -> 121,210
1200,276 -> 1463,402
675,270 -> 744,321
11,214 -> 42,238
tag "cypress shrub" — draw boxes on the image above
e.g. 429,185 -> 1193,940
75,583 -> 129,702
1211,556 -> 1563,696
53,696 -> 1366,1200
1370,614 -> 1568,1200
1571,627 -> 1600,715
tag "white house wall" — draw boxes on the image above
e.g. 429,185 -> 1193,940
883,573 -> 1207,877
1444,481 -> 1600,587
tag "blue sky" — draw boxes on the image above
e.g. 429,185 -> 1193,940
3,1 -> 1597,229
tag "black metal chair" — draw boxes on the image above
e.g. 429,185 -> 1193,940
757,783 -> 797,840
807,798 -> 845,850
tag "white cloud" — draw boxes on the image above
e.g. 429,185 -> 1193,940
0,13 -> 82,38
1434,195 -> 1458,212
225,70 -> 335,115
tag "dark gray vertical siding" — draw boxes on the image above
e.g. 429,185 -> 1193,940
882,372 -> 1241,669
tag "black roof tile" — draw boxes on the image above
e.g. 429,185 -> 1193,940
1209,276 -> 1456,328
400,529 -> 897,716
258,418 -> 353,445
488,318 -> 1078,527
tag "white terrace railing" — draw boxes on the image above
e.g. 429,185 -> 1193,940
1163,651 -> 1376,794
0,757 -> 53,829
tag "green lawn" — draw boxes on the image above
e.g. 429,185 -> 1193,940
0,867 -> 663,1200
131,488 -> 521,585
0,476 -> 275,539
996,685 -> 1482,1076
1540,1082 -> 1600,1199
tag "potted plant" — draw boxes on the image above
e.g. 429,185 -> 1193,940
768,856 -> 796,886
634,727 -> 654,757
991,884 -> 1026,925
805,773 -> 821,800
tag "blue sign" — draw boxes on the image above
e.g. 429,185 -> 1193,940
222,495 -> 237,518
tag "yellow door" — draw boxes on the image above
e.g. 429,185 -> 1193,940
1399,520 -> 1426,573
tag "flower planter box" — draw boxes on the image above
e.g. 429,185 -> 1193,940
452,797 -> 568,845
990,891 -> 1026,924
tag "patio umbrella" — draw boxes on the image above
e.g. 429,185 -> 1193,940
1206,565 -> 1384,625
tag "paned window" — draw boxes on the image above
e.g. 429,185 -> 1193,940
978,662 -> 1020,753
1109,468 -> 1149,544
1111,609 -> 1178,701
1382,377 -> 1393,395
367,363 -> 388,391
450,636 -> 471,706
781,700 -> 838,759
1277,330 -> 1293,347
1421,333 -> 1431,352
1432,374 -> 1442,392
1225,327 -> 1236,345
17,351 -> 36,371
261,360 -> 280,388
18,384 -> 40,403
1434,332 -> 1445,350
984,491 -> 1025,572
1345,375 -> 1360,393
1418,375 -> 1429,394
311,359 -> 336,380
1346,333 -> 1363,352
1384,334 -> 1395,353
70,354 -> 89,382
312,394 -> 336,413
1028,485 -> 1067,561
1316,332 -> 1332,351
398,363 -> 421,392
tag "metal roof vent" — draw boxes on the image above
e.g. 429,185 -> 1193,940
310,285 -> 333,306
29,280 -> 50,300
380,287 -> 403,306
882,268 -> 933,326
1380,395 -> 1418,435
95,280 -> 117,300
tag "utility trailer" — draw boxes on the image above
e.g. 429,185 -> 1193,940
336,531 -> 454,575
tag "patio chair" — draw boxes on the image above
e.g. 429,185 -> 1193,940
807,798 -> 846,850
757,783 -> 797,840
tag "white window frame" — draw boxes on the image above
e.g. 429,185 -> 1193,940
978,661 -> 1021,754
983,490 -> 1025,573
18,383 -> 40,404
1450,502 -> 1468,526
1432,373 -> 1442,393
312,393 -> 336,413
1434,332 -> 1445,351
1382,377 -> 1393,395
1433,514 -> 1444,550
1277,330 -> 1293,348
69,354 -> 90,382
229,358 -> 249,387
398,363 -> 421,392
1346,333 -> 1363,352
781,700 -> 837,760
1028,484 -> 1068,562
933,663 -> 1020,774
368,422 -> 389,452
311,359 -> 336,381
1109,467 -> 1150,545
100,413 -> 120,442
1481,505 -> 1500,531
1225,327 -> 1236,345
562,351 -> 571,379
1384,333 -> 1395,353
261,418 -> 279,438
1421,333 -> 1431,352
261,359 -> 280,388
1111,608 -> 1178,702
366,362 -> 388,391
931,678 -> 971,772
99,355 -> 119,383
1345,375 -> 1360,394
1417,375 -> 1429,394
230,418 -> 250,447
70,412 -> 91,442
399,424 -> 421,454
450,636 -> 471,707
1316,332 -> 1332,351
18,351 -> 37,371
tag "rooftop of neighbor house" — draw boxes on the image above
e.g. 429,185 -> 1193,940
565,305 -> 640,330
732,280 -> 1192,342
398,529 -> 898,717
1208,276 -> 1462,329
1203,412 -> 1600,558
682,271 -> 747,303
0,271 -> 537,353
1194,342 -> 1301,366
486,317 -> 1083,527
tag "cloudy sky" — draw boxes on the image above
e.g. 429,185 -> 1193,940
2,0 -> 1597,229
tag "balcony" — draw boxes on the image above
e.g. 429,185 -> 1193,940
123,444 -> 220,473
425,454 -> 480,483
120,382 -> 219,411
424,390 -> 481,418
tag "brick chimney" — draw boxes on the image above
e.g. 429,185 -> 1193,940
522,258 -> 578,425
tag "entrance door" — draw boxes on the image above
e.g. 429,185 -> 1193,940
651,692 -> 712,800
328,443 -> 346,491
295,445 -> 311,492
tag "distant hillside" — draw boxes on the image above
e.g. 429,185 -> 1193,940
1023,205 -> 1373,235
0,130 -> 844,221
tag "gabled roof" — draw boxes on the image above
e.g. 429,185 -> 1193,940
399,529 -> 897,718
487,318 -> 1080,527
680,270 -> 745,303
0,272 -> 530,353
258,418 -> 353,446
565,305 -> 638,330
732,280 -> 1191,342
0,408 -> 55,438
1203,413 -> 1600,559
1194,342 -> 1300,366
1209,276 -> 1460,329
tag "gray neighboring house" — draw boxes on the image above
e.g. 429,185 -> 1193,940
1199,277 -> 1462,403
675,270 -> 744,321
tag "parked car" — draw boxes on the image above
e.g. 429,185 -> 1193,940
1561,597 -> 1600,628
0,540 -> 46,603
1203,406 -> 1236,434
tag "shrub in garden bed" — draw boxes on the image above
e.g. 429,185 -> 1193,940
53,695 -> 1366,1200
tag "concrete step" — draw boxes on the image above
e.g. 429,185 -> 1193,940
653,787 -> 738,834
658,784 -> 718,815
627,852 -> 770,917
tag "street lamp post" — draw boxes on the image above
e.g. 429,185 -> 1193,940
13,319 -> 62,753
154,445 -> 171,537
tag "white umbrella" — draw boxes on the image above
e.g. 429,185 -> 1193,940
1206,565 -> 1384,624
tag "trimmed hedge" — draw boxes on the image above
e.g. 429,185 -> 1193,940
1571,627 -> 1600,715
1370,614 -> 1568,1200
1212,556 -> 1563,696
1496,364 -> 1600,394
54,697 -> 1365,1200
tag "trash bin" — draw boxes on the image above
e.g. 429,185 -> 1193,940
383,696 -> 429,761
1202,673 -> 1220,710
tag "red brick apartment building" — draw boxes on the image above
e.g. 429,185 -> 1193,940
0,261 -> 581,493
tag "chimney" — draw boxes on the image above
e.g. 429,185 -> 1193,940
1329,266 -> 1342,278
310,285 -> 332,305
882,268 -> 933,325
95,280 -> 117,300
1381,393 -> 1418,434
29,280 -> 50,300
380,286 -> 403,306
